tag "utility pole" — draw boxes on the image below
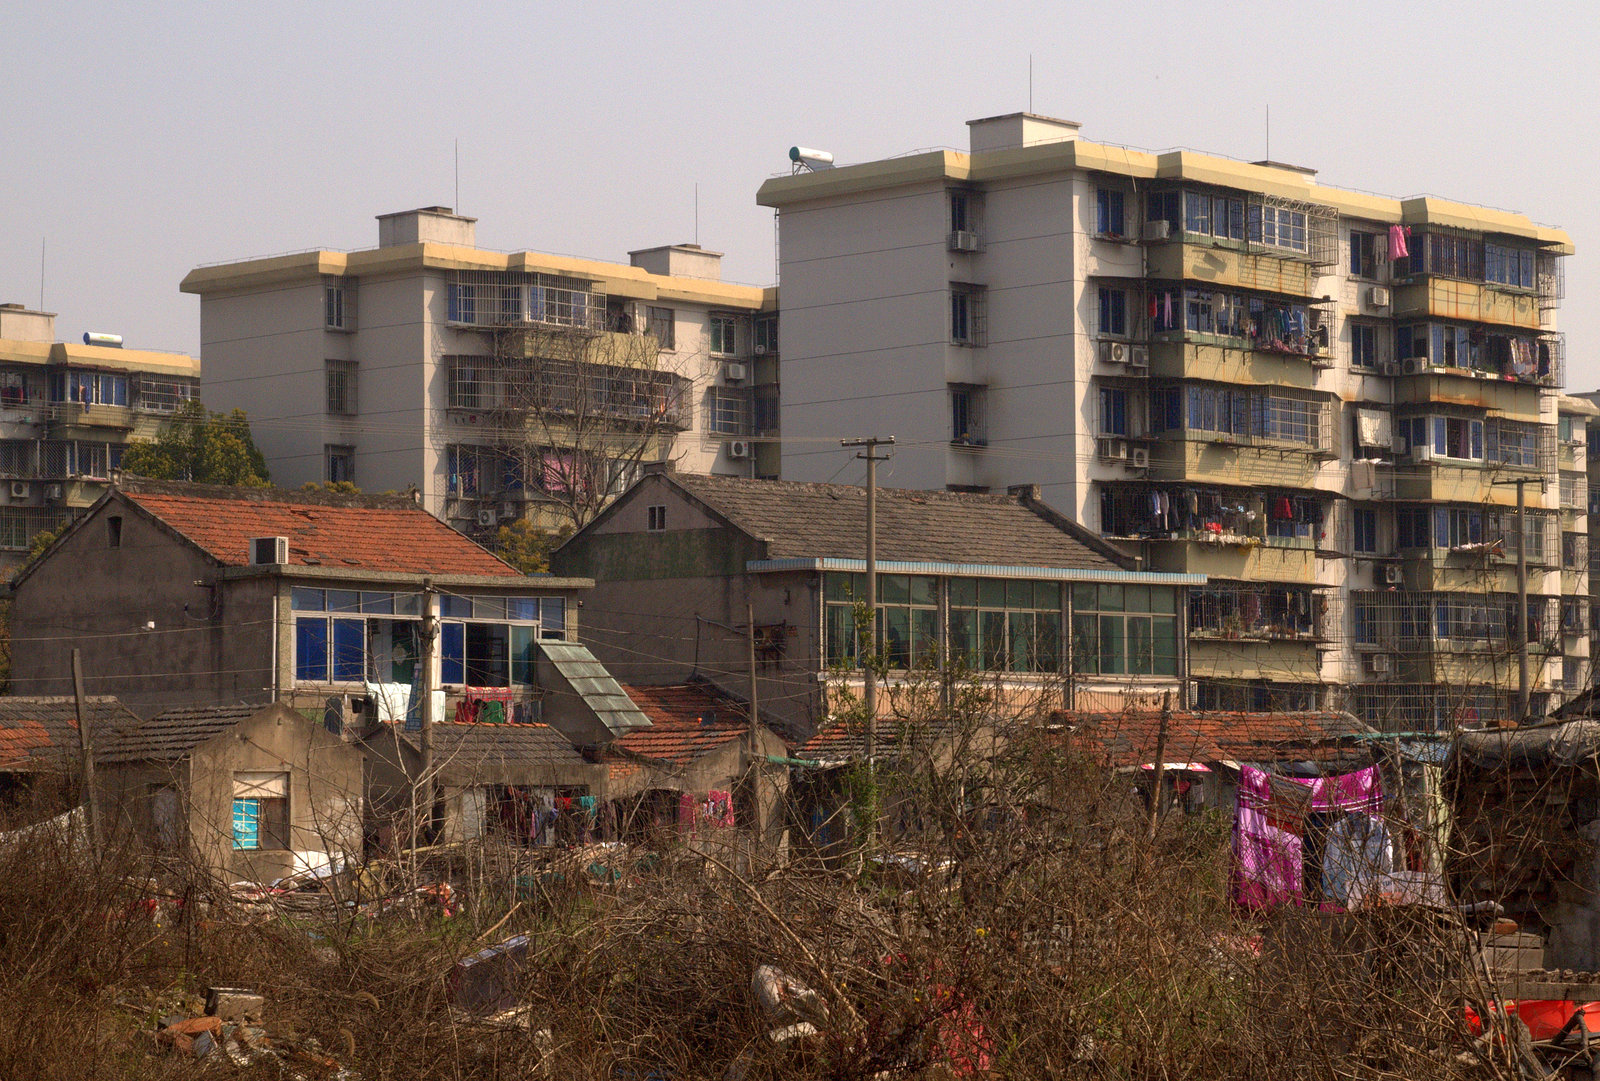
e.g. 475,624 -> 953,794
419,579 -> 438,842
71,648 -> 99,853
841,436 -> 894,763
1493,477 -> 1540,722
746,600 -> 760,740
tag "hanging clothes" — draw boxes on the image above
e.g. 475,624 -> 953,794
1234,764 -> 1385,910
1388,224 -> 1409,259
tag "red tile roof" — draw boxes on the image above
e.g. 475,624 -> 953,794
1051,710 -> 1377,769
614,684 -> 748,767
120,482 -> 520,577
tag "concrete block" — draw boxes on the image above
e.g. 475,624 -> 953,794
205,986 -> 264,1022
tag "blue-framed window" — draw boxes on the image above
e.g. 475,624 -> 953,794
1096,189 -> 1125,237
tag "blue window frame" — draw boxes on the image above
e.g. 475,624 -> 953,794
232,797 -> 260,850
295,618 -> 328,681
1098,287 -> 1127,336
331,618 -> 365,682
1096,189 -> 1125,236
441,621 -> 465,685
540,598 -> 566,638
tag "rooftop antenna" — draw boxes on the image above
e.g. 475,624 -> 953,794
39,238 -> 45,311
694,182 -> 699,246
454,138 -> 459,213
1029,54 -> 1033,113
1265,105 -> 1270,161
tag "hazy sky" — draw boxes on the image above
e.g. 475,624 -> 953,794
4,0 -> 1596,386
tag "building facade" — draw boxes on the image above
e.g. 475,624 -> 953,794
759,113 -> 1574,730
551,465 -> 1203,738
180,208 -> 778,538
0,303 -> 199,569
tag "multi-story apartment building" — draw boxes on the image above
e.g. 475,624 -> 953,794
180,208 -> 778,536
0,302 -> 199,569
759,112 -> 1574,730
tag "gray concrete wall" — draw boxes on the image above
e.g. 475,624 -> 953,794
11,495 -> 273,715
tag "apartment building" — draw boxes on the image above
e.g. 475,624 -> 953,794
759,113 -> 1574,730
0,303 -> 199,569
180,208 -> 778,536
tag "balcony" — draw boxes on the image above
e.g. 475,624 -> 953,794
1392,278 -> 1541,331
1391,460 -> 1553,508
1188,639 -> 1322,683
1145,242 -> 1320,299
1144,535 -> 1317,584
1148,340 -> 1326,389
44,402 -> 134,432
1146,436 -> 1329,488
1391,369 -> 1544,418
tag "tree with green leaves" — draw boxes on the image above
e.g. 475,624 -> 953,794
492,518 -> 570,574
120,402 -> 270,487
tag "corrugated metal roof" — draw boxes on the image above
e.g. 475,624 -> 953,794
540,641 -> 651,735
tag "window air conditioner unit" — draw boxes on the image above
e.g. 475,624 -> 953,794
1382,361 -> 1403,377
1097,436 -> 1129,461
43,483 -> 63,502
1098,340 -> 1127,364
727,440 -> 751,459
1365,653 -> 1392,675
948,230 -> 981,252
1128,345 -> 1150,368
476,508 -> 497,527
1403,357 -> 1430,375
248,536 -> 289,566
725,362 -> 748,383
753,344 -> 768,356
1367,285 -> 1391,308
1411,445 -> 1434,464
1142,220 -> 1171,242
1382,565 -> 1404,585
1130,447 -> 1150,469
8,482 -> 27,499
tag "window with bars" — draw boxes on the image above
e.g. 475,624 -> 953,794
709,315 -> 738,356
648,306 -> 676,350
950,285 -> 986,346
707,388 -> 750,436
0,507 -> 67,550
326,360 -> 358,415
136,377 -> 196,414
326,445 -> 355,485
324,280 -> 354,330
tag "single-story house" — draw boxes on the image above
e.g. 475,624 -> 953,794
0,696 -> 141,826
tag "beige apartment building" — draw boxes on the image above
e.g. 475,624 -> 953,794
181,208 -> 778,536
759,113 -> 1577,730
0,303 -> 199,569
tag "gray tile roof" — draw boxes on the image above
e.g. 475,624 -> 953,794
431,722 -> 592,776
0,696 -> 142,772
97,704 -> 266,764
670,473 -> 1125,570
540,641 -> 652,735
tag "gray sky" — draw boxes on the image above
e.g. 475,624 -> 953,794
4,0 -> 1596,387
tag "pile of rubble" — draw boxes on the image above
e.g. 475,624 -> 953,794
144,985 -> 360,1079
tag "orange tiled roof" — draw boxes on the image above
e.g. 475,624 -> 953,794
614,684 -> 748,766
1052,710 -> 1376,769
121,483 -> 520,577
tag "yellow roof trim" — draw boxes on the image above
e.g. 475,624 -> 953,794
183,243 -> 767,310
0,338 -> 198,376
756,137 -> 1570,250
1558,394 -> 1600,418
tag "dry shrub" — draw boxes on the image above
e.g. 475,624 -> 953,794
0,735 -> 1523,1080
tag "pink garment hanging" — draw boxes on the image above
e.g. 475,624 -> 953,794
1388,224 -> 1409,260
1233,764 -> 1383,910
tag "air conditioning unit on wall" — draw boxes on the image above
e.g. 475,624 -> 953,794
1367,285 -> 1391,308
727,440 -> 751,459
476,509 -> 497,527
248,536 -> 289,566
1382,565 -> 1403,585
8,482 -> 27,499
1098,340 -> 1127,364
724,362 -> 747,383
948,230 -> 981,252
1365,653 -> 1392,675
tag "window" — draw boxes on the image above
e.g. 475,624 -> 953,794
1189,586 -> 1317,640
50,371 -> 127,407
232,772 -> 289,851
950,285 -> 985,346
1071,583 -> 1179,677
1097,287 -> 1127,337
326,360 -> 358,415
447,282 -> 477,324
949,190 -> 973,233
1099,386 -> 1130,436
324,281 -> 353,330
107,515 -> 122,549
1248,204 -> 1308,252
1146,191 -> 1180,234
326,445 -> 355,485
949,578 -> 1061,673
754,315 -> 777,355
1352,507 -> 1378,554
0,370 -> 31,407
707,388 -> 749,436
647,505 -> 667,531
0,508 -> 66,551
1350,323 -> 1378,369
136,377 -> 196,414
1485,243 -> 1535,290
1349,231 -> 1381,278
709,316 -> 737,356
447,358 -> 492,410
1096,189 -> 1125,237
648,306 -> 676,350
950,384 -> 985,446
